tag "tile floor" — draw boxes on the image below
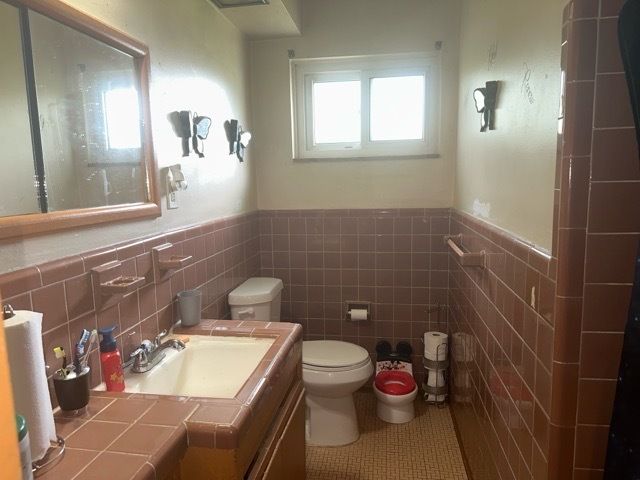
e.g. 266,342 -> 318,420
306,391 -> 469,480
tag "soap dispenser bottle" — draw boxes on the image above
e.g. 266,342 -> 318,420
98,326 -> 125,392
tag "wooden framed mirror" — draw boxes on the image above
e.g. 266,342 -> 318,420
0,0 -> 160,240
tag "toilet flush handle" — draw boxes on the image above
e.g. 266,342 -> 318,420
236,307 -> 254,319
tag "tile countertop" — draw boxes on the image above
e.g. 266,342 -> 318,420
42,320 -> 303,480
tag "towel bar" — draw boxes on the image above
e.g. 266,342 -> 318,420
444,235 -> 485,268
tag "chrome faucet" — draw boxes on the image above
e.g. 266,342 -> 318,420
127,330 -> 186,373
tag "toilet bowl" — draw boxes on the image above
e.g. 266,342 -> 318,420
373,370 -> 418,424
302,340 -> 373,446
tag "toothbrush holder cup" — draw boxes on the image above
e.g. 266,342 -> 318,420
53,367 -> 91,412
177,289 -> 202,327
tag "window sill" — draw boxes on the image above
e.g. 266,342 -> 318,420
292,153 -> 441,162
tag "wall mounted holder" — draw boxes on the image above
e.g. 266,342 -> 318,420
444,234 -> 486,268
473,81 -> 500,132
345,301 -> 371,321
224,119 -> 252,162
152,243 -> 192,281
169,111 -> 212,157
91,261 -> 145,310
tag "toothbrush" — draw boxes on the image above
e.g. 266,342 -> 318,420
79,329 -> 98,370
74,329 -> 91,372
53,346 -> 67,378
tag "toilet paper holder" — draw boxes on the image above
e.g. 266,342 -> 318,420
345,301 -> 371,321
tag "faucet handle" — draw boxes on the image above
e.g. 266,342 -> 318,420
129,346 -> 146,360
154,330 -> 168,347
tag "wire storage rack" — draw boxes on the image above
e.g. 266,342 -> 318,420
422,342 -> 449,407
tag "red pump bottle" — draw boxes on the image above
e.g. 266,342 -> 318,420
98,326 -> 125,392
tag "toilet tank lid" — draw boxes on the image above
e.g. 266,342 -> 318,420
229,277 -> 284,305
303,340 -> 370,368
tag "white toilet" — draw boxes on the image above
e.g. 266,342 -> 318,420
302,340 -> 373,446
373,371 -> 418,424
372,341 -> 418,424
229,277 -> 283,321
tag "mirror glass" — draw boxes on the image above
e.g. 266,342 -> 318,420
29,10 -> 147,211
0,2 -> 40,217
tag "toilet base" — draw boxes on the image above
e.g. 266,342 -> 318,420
305,393 -> 360,446
373,384 -> 418,424
376,400 -> 415,424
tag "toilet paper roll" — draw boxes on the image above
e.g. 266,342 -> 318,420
4,311 -> 57,461
349,309 -> 368,321
426,369 -> 447,402
427,393 -> 447,402
427,369 -> 446,388
424,331 -> 448,361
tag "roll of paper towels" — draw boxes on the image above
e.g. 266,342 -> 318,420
424,331 -> 448,361
349,309 -> 368,321
4,311 -> 56,461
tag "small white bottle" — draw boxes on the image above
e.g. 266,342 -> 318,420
16,415 -> 34,480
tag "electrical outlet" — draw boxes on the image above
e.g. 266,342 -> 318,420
167,191 -> 178,209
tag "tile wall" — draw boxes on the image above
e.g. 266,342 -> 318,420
258,208 -> 451,383
0,212 -> 260,403
563,0 -> 639,478
449,1 -> 640,479
448,212 -> 555,480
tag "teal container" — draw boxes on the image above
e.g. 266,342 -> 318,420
16,415 -> 33,480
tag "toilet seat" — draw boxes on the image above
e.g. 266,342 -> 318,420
303,340 -> 370,369
374,371 -> 416,396
304,357 -> 371,372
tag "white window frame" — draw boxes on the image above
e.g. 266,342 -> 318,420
291,53 -> 441,160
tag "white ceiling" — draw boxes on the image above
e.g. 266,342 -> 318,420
215,0 -> 302,39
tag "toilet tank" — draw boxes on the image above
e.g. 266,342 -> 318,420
229,277 -> 284,321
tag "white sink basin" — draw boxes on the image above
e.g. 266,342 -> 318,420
98,335 -> 275,398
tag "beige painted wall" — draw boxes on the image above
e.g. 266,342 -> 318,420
0,0 -> 255,273
251,0 -> 461,210
455,0 -> 563,250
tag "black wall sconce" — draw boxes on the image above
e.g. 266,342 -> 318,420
473,81 -> 500,132
224,119 -> 252,162
168,111 -> 212,157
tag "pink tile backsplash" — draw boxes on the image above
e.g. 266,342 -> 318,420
0,211 -> 260,405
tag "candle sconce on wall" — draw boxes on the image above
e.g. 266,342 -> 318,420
473,81 -> 500,132
168,111 -> 212,157
224,119 -> 252,162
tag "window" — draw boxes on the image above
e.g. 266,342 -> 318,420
104,87 -> 141,150
291,54 -> 440,159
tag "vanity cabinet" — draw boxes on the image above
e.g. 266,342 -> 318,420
247,381 -> 305,480
179,379 -> 306,480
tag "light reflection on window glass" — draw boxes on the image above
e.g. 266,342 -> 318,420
104,87 -> 141,149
